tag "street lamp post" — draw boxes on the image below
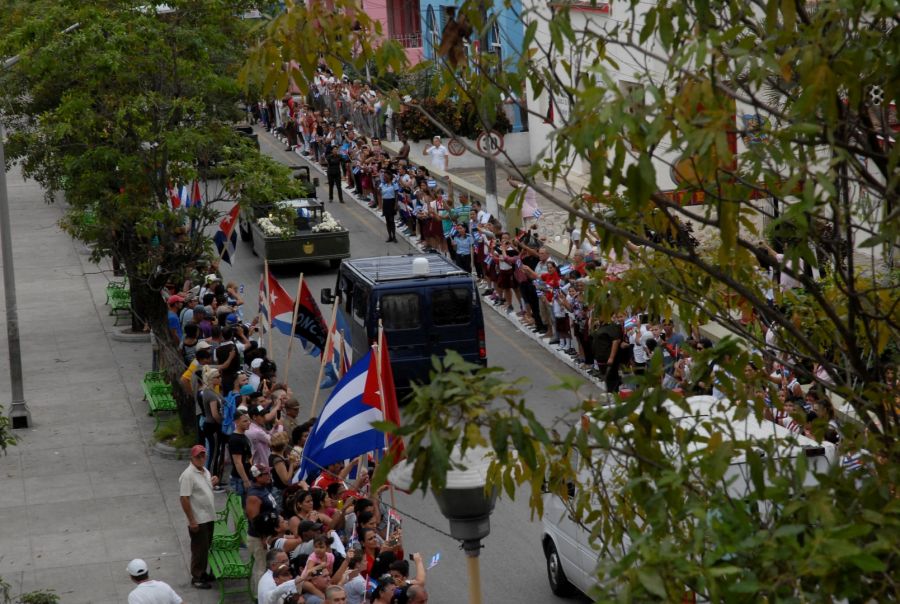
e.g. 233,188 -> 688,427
390,446 -> 497,604
1,23 -> 79,429
0,119 -> 29,429
0,53 -> 30,429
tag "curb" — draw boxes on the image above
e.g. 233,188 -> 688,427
110,329 -> 151,343
268,130 -> 606,392
151,440 -> 190,460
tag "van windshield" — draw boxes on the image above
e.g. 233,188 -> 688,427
381,293 -> 421,330
432,288 -> 472,326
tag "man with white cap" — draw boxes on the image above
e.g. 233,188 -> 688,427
199,273 -> 221,302
248,357 -> 264,391
178,443 -> 218,589
126,558 -> 182,604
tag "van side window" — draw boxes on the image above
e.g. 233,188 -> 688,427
352,286 -> 368,326
340,275 -> 354,315
432,288 -> 472,326
380,293 -> 421,330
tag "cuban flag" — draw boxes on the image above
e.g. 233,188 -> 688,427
320,321 -> 351,389
213,205 -> 240,265
532,208 -> 543,219
559,264 -> 574,276
258,273 -> 296,336
623,316 -> 637,331
295,339 -> 402,482
178,184 -> 191,209
167,184 -> 181,210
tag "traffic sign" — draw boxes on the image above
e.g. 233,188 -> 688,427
476,130 -> 504,157
447,138 -> 465,156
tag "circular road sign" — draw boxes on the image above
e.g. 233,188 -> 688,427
476,130 -> 504,157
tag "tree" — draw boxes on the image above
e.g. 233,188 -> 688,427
0,0 -> 306,428
266,0 -> 899,598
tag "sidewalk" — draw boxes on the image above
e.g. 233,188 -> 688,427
268,128 -> 607,390
0,165 -> 222,603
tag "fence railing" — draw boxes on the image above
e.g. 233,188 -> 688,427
391,32 -> 423,49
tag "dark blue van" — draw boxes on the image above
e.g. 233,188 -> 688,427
321,254 -> 486,396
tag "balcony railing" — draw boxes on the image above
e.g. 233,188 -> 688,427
391,32 -> 422,48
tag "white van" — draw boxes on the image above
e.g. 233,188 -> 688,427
540,395 -> 836,599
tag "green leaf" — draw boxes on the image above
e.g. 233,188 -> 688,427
851,554 -> 886,573
637,568 -> 667,598
773,524 -> 805,538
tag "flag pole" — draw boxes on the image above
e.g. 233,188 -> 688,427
282,273 -> 305,387
309,299 -> 339,418
264,260 -> 273,355
375,320 -> 398,539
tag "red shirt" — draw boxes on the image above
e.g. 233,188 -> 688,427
540,272 -> 560,301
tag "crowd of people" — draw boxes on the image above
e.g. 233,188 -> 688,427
128,69 -> 896,603
142,266 -> 432,603
245,71 -> 875,448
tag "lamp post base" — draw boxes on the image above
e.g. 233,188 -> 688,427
9,400 -> 32,429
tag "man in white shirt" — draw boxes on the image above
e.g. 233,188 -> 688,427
265,564 -> 310,604
258,549 -> 290,604
178,445 -> 218,589
423,136 -> 449,171
126,559 -> 183,604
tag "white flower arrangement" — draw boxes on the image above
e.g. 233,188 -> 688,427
256,217 -> 284,236
312,211 -> 343,233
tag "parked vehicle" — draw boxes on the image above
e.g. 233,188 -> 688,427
541,395 -> 836,600
321,254 -> 487,397
238,197 -> 350,267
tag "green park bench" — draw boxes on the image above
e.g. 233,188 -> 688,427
209,548 -> 254,604
209,494 -> 253,603
104,277 -> 128,304
141,373 -> 177,430
212,493 -> 247,550
106,279 -> 132,325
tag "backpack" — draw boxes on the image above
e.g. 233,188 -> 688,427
221,391 -> 239,436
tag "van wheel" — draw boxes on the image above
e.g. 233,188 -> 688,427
546,541 -> 575,597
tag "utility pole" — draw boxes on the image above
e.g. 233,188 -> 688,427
1,23 -> 79,429
478,2 -> 499,223
0,120 -> 29,429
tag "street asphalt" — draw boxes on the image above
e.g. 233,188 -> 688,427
0,130 -> 595,603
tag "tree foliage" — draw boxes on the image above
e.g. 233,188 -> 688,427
0,0 -> 305,428
0,0 -> 300,329
263,1 -> 900,602
250,0 -> 900,599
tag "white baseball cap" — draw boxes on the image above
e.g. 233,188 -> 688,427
126,559 -> 148,577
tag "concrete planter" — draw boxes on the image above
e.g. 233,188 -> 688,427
110,328 -> 150,343
151,440 -> 190,460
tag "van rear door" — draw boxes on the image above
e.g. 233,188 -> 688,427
427,283 -> 484,365
377,289 -> 428,390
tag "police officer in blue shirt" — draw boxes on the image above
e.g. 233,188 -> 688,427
380,170 -> 399,242
451,222 -> 475,273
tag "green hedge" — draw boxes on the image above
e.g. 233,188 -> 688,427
398,98 -> 512,142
